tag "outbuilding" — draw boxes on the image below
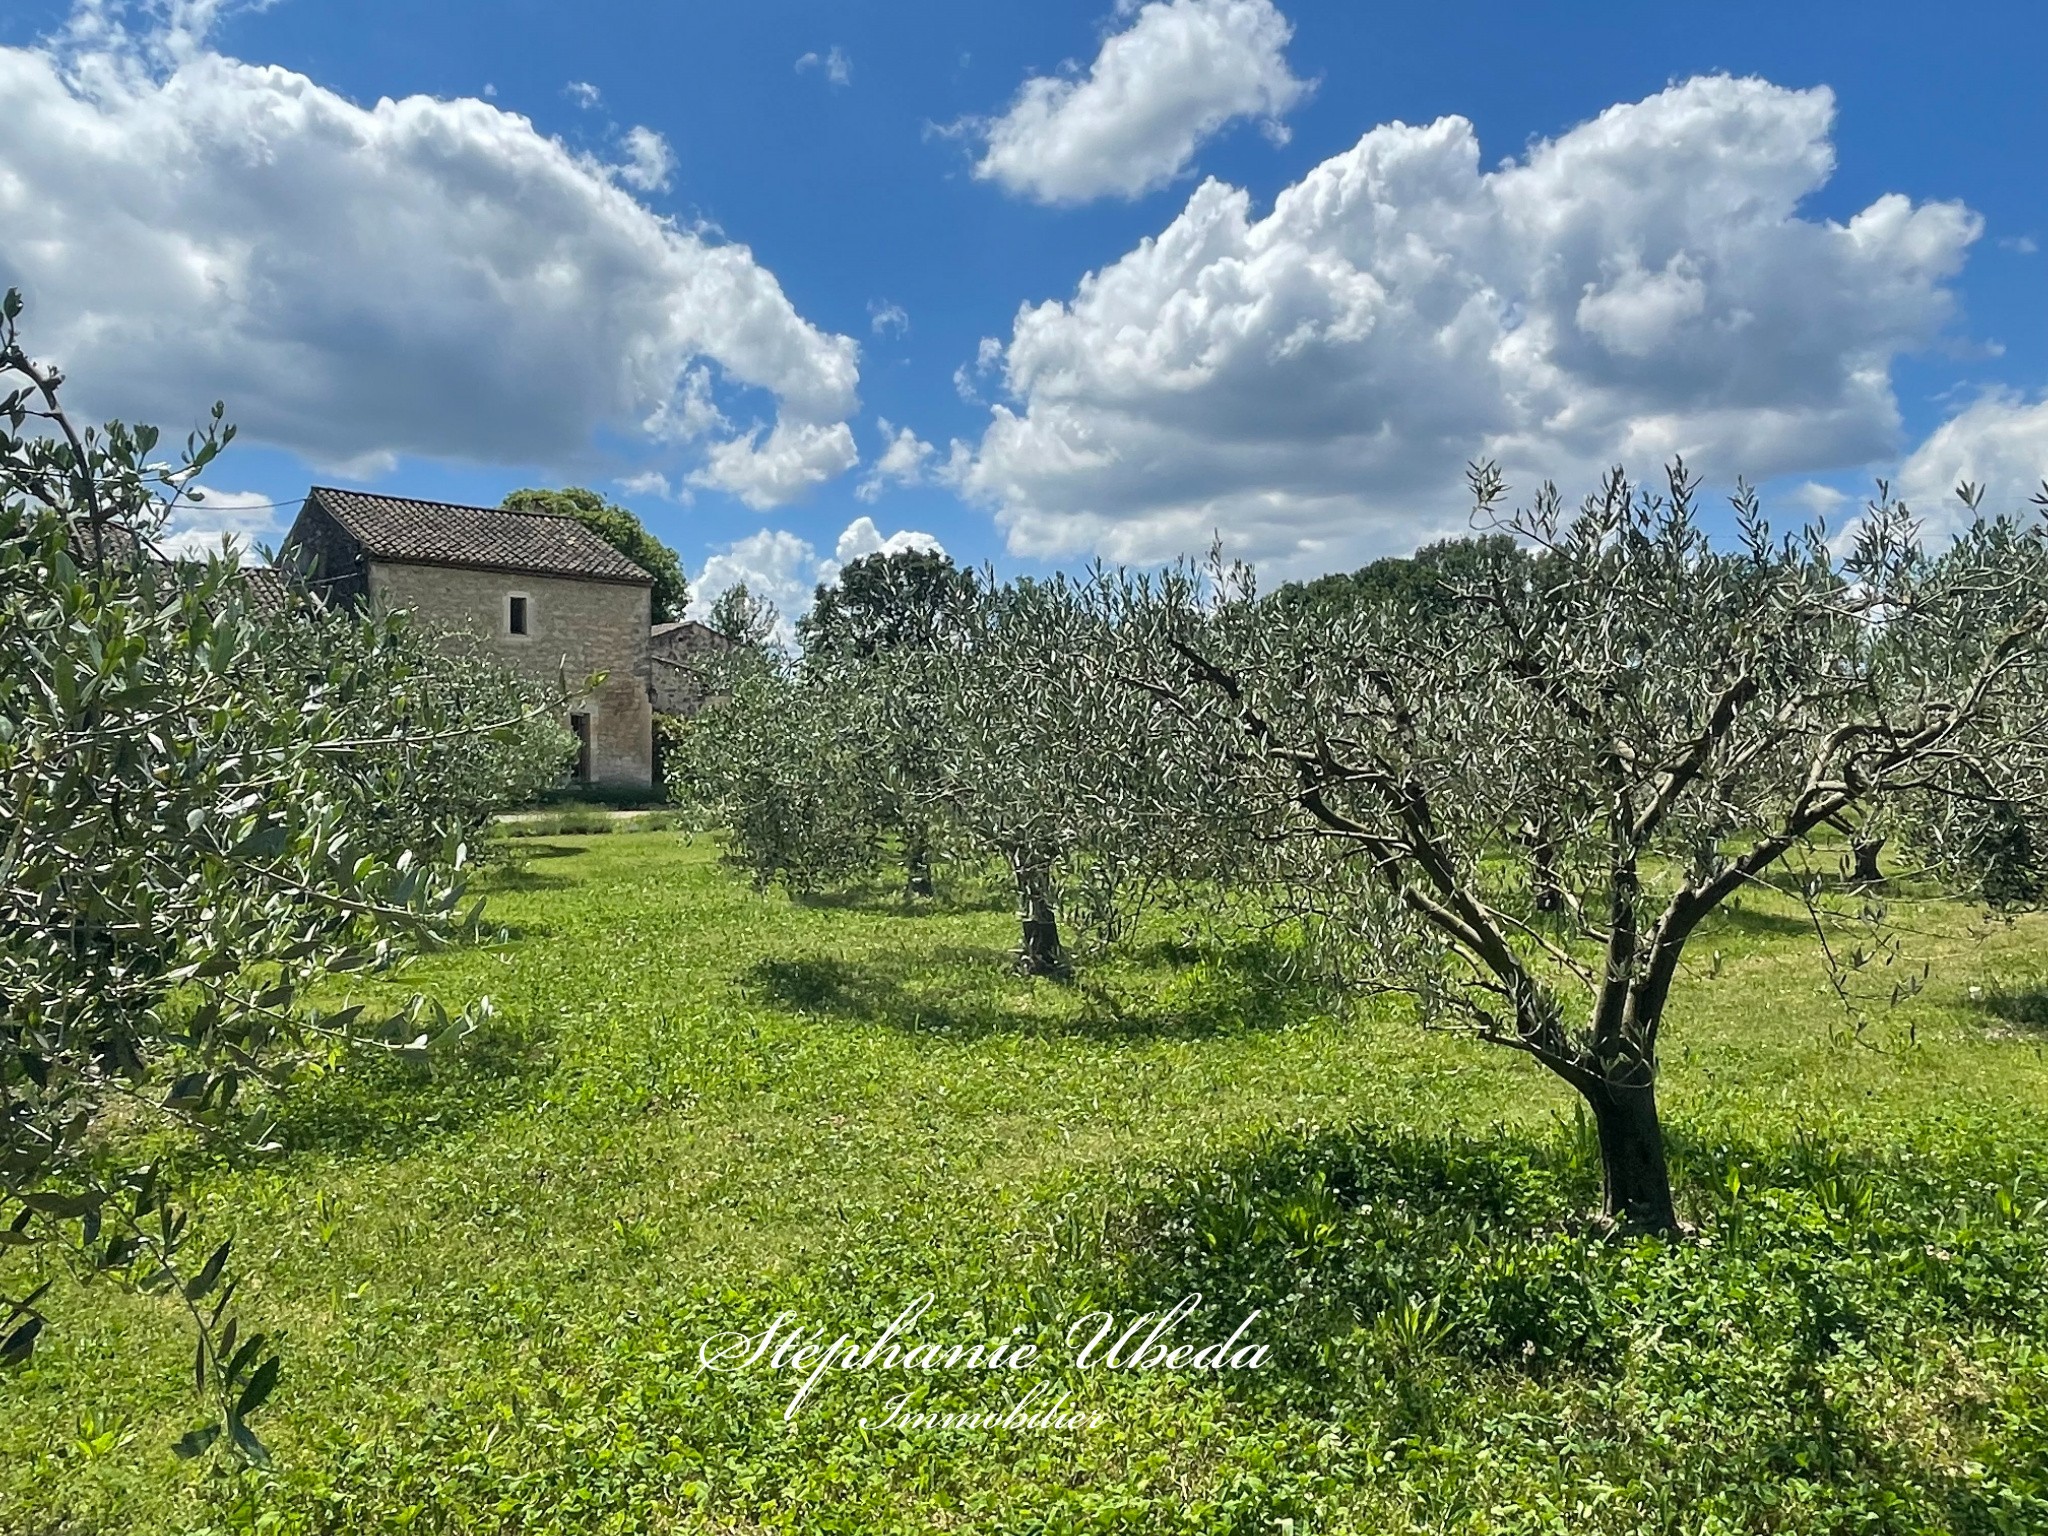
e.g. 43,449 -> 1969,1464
281,486 -> 656,789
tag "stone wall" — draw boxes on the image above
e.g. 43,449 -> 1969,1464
367,560 -> 654,789
279,497 -> 371,607
648,621 -> 734,716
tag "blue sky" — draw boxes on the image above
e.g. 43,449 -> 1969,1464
0,0 -> 2042,622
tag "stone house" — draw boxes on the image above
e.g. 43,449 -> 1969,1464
648,618 -> 733,717
280,486 -> 656,789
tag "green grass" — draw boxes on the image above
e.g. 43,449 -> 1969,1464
6,836 -> 2048,1533
494,806 -> 687,838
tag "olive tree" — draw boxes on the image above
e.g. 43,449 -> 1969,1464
904,569 -> 1245,975
1131,463 -> 2048,1233
663,647 -> 884,892
284,619 -> 575,859
0,292 -> 555,1458
802,550 -> 982,899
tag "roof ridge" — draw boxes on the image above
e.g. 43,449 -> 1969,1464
309,485 -> 593,526
301,485 -> 653,585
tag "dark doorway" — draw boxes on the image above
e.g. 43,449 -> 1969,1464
570,712 -> 592,783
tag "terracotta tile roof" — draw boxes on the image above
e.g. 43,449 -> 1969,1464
67,521 -> 301,616
65,518 -> 145,566
235,565 -> 296,616
305,486 -> 653,585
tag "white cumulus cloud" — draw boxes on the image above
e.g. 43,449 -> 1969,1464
616,470 -> 678,501
972,0 -> 1309,205
833,515 -> 944,565
955,75 -> 1982,573
688,529 -> 817,649
614,125 -> 675,192
1785,481 -> 1852,519
1896,392 -> 2048,533
690,517 -> 943,648
953,336 -> 1005,404
156,487 -> 288,564
689,420 -> 860,510
855,421 -> 937,502
796,46 -> 852,87
0,6 -> 861,504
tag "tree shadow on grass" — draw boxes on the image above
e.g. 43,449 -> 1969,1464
506,841 -> 590,859
473,848 -> 584,897
742,952 -> 1063,1040
262,1011 -> 558,1157
1694,902 -> 1815,941
1968,976 -> 2048,1035
468,872 -> 577,909
788,884 -> 1012,918
1075,1120 -> 2048,1375
739,934 -> 1326,1042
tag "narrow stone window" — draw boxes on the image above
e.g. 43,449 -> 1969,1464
508,594 -> 529,635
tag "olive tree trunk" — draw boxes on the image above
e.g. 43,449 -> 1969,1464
1849,835 -> 1886,885
1010,852 -> 1066,977
1578,1076 -> 1679,1234
1531,837 -> 1565,915
1518,817 -> 1566,913
904,821 -> 934,899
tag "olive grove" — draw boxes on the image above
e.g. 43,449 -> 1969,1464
663,644 -> 887,893
672,555 -> 1247,972
662,449 -> 2048,1236
1126,464 -> 2048,1233
875,569 -> 1205,976
798,550 -> 982,900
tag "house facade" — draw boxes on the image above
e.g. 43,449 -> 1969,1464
281,486 -> 656,789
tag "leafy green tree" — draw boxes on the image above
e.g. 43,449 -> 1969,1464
663,649 -> 882,892
1133,463 -> 2048,1234
801,549 -> 980,897
0,292 -> 551,1459
705,582 -> 781,650
1267,533 -> 1532,623
798,546 -> 977,659
500,486 -> 689,622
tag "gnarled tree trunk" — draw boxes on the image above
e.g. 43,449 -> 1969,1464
1579,1076 -> 1679,1234
1532,837 -> 1565,915
1010,851 -> 1066,977
1849,835 -> 1885,885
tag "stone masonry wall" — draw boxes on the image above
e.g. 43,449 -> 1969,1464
367,560 -> 653,789
648,622 -> 733,716
279,497 -> 370,607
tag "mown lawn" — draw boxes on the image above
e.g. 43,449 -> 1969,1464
6,832 -> 2048,1534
